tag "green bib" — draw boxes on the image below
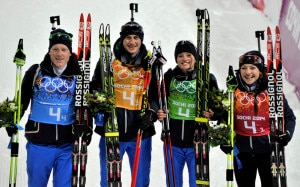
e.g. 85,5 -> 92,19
168,78 -> 196,120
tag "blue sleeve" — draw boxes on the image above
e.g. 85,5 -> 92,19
94,113 -> 104,127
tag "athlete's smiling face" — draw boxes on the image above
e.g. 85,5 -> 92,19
122,34 -> 142,58
49,44 -> 71,69
176,52 -> 196,73
240,64 -> 261,85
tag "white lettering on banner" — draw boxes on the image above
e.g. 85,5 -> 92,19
237,115 -> 251,120
178,108 -> 190,117
114,83 -> 143,90
244,121 -> 257,134
285,0 -> 300,50
172,101 -> 186,107
187,103 -> 195,108
237,115 -> 265,121
50,107 -> 61,121
123,91 -> 135,106
252,116 -> 265,121
114,84 -> 131,89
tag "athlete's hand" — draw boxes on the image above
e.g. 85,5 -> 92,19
220,144 -> 233,154
226,65 -> 238,90
157,109 -> 168,121
203,109 -> 214,120
136,109 -> 157,130
277,131 -> 291,146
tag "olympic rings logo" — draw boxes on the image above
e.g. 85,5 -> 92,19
113,64 -> 144,80
236,91 -> 267,105
173,80 -> 196,94
39,76 -> 74,93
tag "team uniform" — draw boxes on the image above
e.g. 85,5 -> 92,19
149,41 -> 219,187
90,22 -> 156,186
231,50 -> 296,187
159,66 -> 218,187
21,52 -> 82,186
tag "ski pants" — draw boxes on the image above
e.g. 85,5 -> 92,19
234,152 -> 273,187
26,142 -> 73,187
164,145 -> 196,187
99,136 -> 152,187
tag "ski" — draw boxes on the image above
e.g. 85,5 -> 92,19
225,65 -> 236,187
194,8 -> 210,187
72,13 -> 91,187
274,26 -> 287,187
267,26 -> 287,187
99,23 -> 122,187
8,39 -> 26,187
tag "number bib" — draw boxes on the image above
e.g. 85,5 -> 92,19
112,60 -> 145,110
29,72 -> 76,125
234,89 -> 270,136
168,78 -> 196,120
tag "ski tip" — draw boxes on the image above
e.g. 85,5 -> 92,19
275,26 -> 280,33
18,39 -> 23,50
87,13 -> 91,21
80,13 -> 84,21
105,24 -> 110,34
228,65 -> 233,74
267,26 -> 271,33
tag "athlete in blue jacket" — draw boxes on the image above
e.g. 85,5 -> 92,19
19,28 -> 92,187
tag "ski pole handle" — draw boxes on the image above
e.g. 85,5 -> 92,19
255,30 -> 265,52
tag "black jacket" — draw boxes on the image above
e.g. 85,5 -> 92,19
90,38 -> 156,141
234,71 -> 296,153
149,66 -> 219,148
22,53 -> 82,145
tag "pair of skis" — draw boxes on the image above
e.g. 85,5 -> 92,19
72,13 -> 91,187
267,26 -> 287,187
99,23 -> 122,187
194,8 -> 210,187
8,39 -> 26,187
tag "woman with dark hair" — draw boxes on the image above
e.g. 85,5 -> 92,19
222,50 -> 296,187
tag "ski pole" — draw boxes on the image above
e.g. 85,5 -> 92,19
9,38 -> 26,187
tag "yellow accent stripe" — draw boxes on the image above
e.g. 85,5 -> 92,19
195,117 -> 209,123
105,132 -> 119,137
196,180 -> 210,185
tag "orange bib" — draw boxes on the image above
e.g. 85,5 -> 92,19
112,60 -> 146,110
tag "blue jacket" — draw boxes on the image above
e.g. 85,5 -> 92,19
22,53 -> 83,145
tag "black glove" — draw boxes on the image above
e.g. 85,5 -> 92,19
72,125 -> 93,146
82,132 -> 92,146
226,65 -> 238,90
136,109 -> 157,130
277,131 -> 291,146
6,125 -> 18,137
220,144 -> 233,154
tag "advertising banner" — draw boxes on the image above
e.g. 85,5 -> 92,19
279,0 -> 300,99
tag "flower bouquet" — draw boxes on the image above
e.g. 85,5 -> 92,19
85,90 -> 116,116
0,97 -> 18,127
207,88 -> 232,147
208,121 -> 231,147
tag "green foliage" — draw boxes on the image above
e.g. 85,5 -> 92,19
85,90 -> 115,116
207,88 -> 232,147
208,122 -> 231,147
0,97 -> 17,127
207,87 -> 229,121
